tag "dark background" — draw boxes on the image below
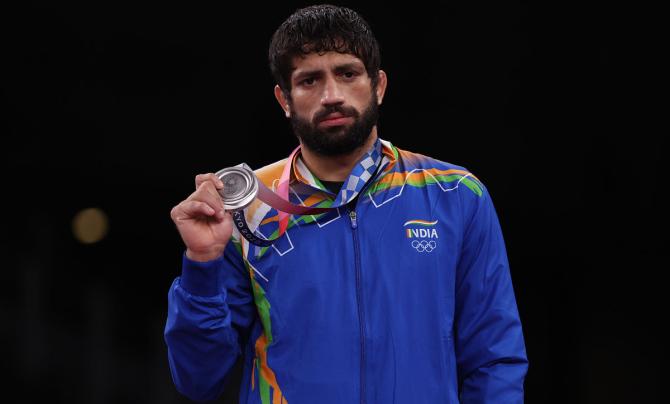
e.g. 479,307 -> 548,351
1,1 -> 663,403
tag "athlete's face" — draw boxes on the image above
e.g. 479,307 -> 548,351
274,52 -> 387,156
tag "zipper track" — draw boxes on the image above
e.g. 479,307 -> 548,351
349,209 -> 366,404
347,160 -> 382,404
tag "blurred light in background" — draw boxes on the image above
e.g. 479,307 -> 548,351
72,208 -> 109,244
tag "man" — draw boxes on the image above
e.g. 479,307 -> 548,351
165,4 -> 527,403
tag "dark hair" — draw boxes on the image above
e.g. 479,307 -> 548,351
269,4 -> 381,93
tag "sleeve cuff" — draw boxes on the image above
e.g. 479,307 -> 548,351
180,252 -> 225,297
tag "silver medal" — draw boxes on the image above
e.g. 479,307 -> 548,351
215,165 -> 258,211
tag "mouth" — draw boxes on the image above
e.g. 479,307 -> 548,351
318,113 -> 353,127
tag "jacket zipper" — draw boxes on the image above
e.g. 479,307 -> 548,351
348,208 -> 366,404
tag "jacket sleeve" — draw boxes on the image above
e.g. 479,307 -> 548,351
454,185 -> 528,403
164,240 -> 256,402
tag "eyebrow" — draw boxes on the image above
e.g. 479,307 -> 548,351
333,63 -> 365,74
292,62 -> 365,82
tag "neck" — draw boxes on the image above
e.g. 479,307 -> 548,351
299,128 -> 378,182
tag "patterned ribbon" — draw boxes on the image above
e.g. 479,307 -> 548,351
233,138 -> 383,246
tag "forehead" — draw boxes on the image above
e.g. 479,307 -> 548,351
290,52 -> 365,77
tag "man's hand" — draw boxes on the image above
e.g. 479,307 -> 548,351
170,173 -> 234,262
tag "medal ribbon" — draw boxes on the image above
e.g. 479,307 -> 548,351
232,139 -> 383,246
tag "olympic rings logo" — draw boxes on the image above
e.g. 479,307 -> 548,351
411,240 -> 437,253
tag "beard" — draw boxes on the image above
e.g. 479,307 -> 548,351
289,92 -> 379,157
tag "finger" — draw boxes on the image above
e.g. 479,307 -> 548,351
200,180 -> 225,206
174,200 -> 216,220
215,208 -> 228,221
195,173 -> 224,190
190,181 -> 225,211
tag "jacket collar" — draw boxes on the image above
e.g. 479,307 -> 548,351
289,138 -> 398,199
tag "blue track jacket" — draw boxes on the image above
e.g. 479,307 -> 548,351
165,139 -> 528,403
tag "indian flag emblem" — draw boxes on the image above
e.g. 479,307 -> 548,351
404,219 -> 439,239
403,219 -> 438,227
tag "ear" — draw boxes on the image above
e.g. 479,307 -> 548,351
274,85 -> 291,118
375,70 -> 388,105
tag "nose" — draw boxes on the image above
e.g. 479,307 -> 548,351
320,76 -> 344,106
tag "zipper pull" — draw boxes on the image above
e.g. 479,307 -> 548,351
349,211 -> 358,229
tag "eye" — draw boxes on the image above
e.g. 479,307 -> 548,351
300,77 -> 316,86
343,71 -> 357,79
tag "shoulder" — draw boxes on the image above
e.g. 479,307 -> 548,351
392,147 -> 498,234
391,146 -> 486,199
253,158 -> 288,188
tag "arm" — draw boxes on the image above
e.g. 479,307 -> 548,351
165,241 -> 255,402
454,186 -> 528,403
164,173 -> 256,401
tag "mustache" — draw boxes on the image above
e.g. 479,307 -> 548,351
313,105 -> 359,123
